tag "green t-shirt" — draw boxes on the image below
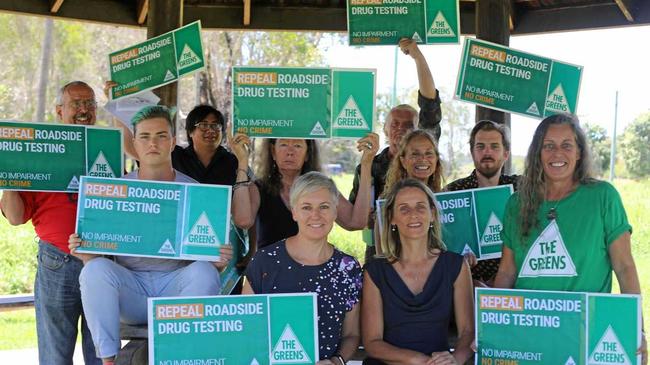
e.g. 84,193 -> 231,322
502,180 -> 631,293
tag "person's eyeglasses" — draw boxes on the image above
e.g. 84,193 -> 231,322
195,122 -> 222,132
66,100 -> 97,110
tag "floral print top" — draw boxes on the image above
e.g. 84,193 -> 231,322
245,239 -> 363,359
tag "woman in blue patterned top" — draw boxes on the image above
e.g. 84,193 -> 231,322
243,171 -> 362,365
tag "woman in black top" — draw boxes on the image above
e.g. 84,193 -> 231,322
172,105 -> 238,185
229,131 -> 378,250
362,179 -> 474,365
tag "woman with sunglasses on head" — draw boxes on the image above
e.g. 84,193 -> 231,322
362,179 -> 474,365
229,129 -> 379,250
172,105 -> 238,186
494,113 -> 646,364
373,129 -> 443,255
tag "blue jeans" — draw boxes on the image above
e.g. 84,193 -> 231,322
35,242 -> 101,365
79,258 -> 221,359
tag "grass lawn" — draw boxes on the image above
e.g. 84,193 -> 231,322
0,177 -> 648,349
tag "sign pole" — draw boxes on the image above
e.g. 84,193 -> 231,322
609,90 -> 619,182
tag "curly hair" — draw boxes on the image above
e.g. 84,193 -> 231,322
518,113 -> 596,238
380,178 -> 446,262
255,139 -> 322,196
383,129 -> 443,197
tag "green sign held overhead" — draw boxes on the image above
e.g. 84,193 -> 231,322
109,21 -> 204,99
476,288 -> 642,365
455,38 -> 583,118
347,0 -> 459,45
148,294 -> 318,365
0,121 -> 122,192
375,185 -> 512,260
232,67 -> 375,139
75,176 -> 231,261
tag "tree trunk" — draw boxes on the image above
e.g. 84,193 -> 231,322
34,19 -> 53,121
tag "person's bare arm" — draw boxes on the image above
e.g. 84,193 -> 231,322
0,191 -> 26,225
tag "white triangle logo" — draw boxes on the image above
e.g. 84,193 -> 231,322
178,44 -> 201,69
163,69 -> 176,82
461,244 -> 475,256
428,11 -> 456,37
480,212 -> 503,247
526,102 -> 541,116
545,83 -> 571,113
250,359 -> 260,365
271,324 -> 311,364
519,220 -> 578,277
183,212 -> 220,247
333,96 -> 369,130
158,239 -> 176,255
88,151 -> 116,178
565,356 -> 577,365
67,176 -> 79,190
412,32 -> 423,42
588,325 -> 632,365
309,121 -> 327,136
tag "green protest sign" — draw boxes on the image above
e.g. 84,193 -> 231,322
232,67 -> 375,139
75,176 -> 231,261
375,185 -> 511,259
455,38 -> 583,118
148,293 -> 318,365
0,121 -> 122,192
347,0 -> 459,45
476,288 -> 642,365
109,21 -> 204,99
436,185 -> 513,259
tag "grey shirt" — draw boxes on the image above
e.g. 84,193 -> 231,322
115,169 -> 197,272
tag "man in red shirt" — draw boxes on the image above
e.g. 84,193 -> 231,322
1,81 -> 102,365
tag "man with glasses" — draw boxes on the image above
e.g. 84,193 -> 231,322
1,81 -> 102,364
171,105 -> 238,186
348,39 -> 442,262
445,120 -> 519,287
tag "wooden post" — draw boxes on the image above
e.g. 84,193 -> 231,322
475,0 -> 513,173
147,0 -> 183,111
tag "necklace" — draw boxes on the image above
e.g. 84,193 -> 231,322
546,202 -> 559,221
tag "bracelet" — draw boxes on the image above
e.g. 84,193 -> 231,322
333,354 -> 346,365
232,181 -> 251,191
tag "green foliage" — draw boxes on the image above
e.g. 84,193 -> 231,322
0,309 -> 38,350
620,112 -> 650,178
0,205 -> 37,294
583,123 -> 611,176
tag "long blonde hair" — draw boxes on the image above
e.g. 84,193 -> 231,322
380,179 -> 446,262
383,129 -> 443,197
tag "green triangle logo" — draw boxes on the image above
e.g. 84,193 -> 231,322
428,11 -> 456,37
183,212 -> 220,247
334,96 -> 369,130
271,324 -> 312,364
519,220 -> 577,277
88,151 -> 116,178
588,325 -> 632,365
545,84 -> 571,113
178,44 -> 201,69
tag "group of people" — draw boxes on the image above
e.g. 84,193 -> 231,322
0,38 -> 646,365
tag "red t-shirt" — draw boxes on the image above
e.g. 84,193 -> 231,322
2,192 -> 78,253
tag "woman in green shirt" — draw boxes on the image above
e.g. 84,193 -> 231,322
494,113 -> 646,363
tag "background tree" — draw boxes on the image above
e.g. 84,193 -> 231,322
621,111 -> 650,178
583,123 -> 611,176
